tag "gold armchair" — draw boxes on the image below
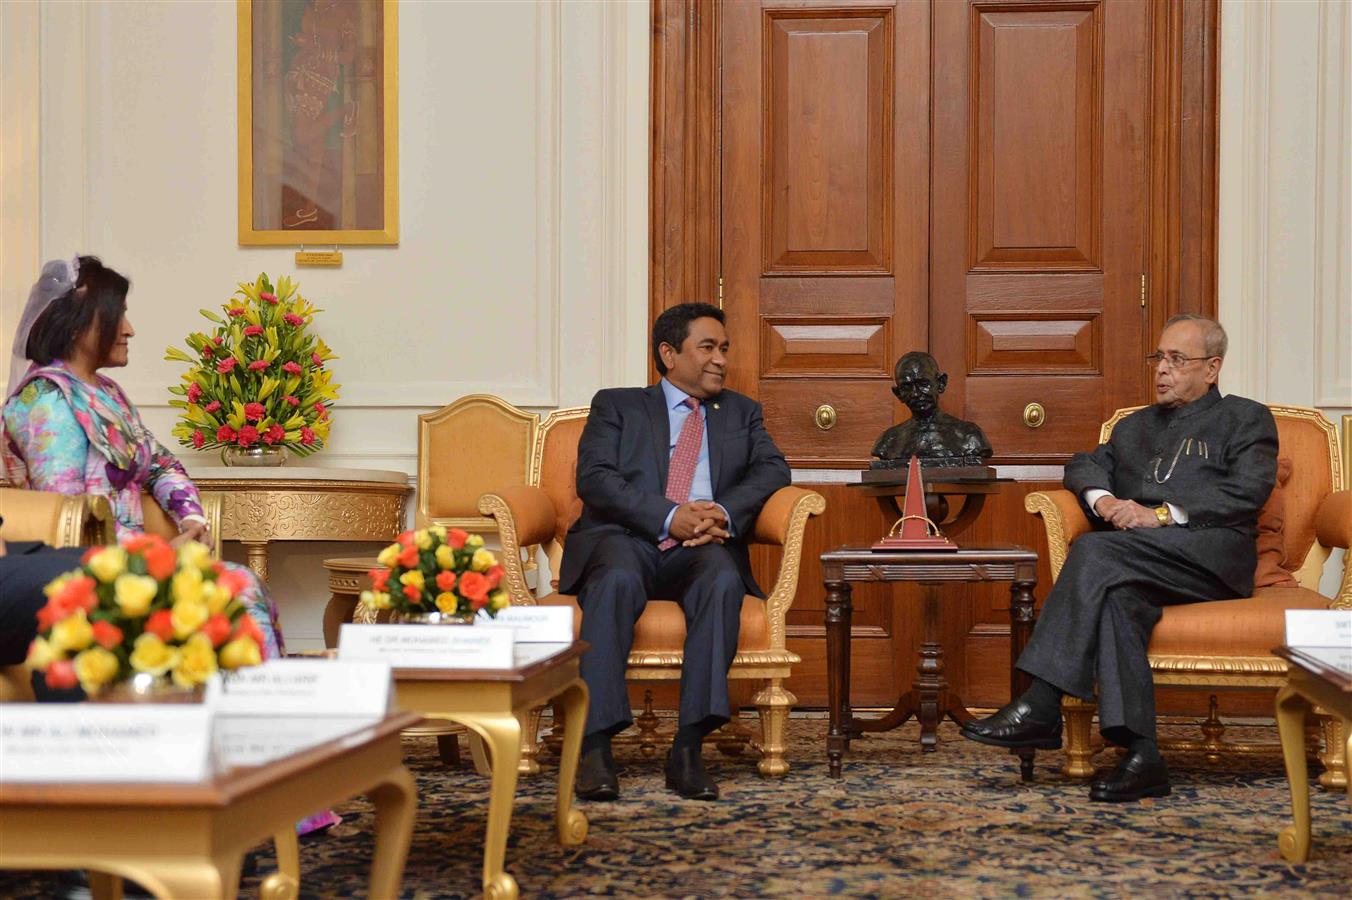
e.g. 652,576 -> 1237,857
478,406 -> 826,776
1026,405 -> 1349,787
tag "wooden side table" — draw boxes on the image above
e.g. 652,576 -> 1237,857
1272,645 -> 1352,863
822,544 -> 1038,780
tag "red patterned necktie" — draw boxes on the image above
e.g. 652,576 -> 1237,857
658,397 -> 702,550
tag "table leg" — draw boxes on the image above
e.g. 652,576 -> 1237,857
126,857 -> 243,900
322,592 -> 359,648
89,872 -> 123,900
464,713 -> 523,900
825,579 -> 853,779
1009,576 -> 1038,782
261,828 -> 301,899
240,540 -> 270,583
1275,684 -> 1313,863
554,680 -> 590,846
366,765 -> 418,899
911,585 -> 968,751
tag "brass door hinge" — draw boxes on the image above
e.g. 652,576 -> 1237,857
718,275 -> 724,309
1140,273 -> 1147,308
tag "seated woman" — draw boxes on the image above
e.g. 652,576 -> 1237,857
2,256 -> 282,660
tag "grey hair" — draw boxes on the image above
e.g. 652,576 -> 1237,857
1164,313 -> 1228,359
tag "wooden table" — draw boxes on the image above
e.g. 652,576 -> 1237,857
392,642 -> 590,900
822,544 -> 1038,780
1273,645 -> 1352,863
187,466 -> 411,583
0,710 -> 420,899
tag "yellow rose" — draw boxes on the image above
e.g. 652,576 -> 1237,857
172,633 -> 218,687
88,547 -> 128,583
399,570 -> 425,592
171,599 -> 210,639
202,581 -> 230,615
471,547 -> 497,572
219,636 -> 262,670
429,525 -> 448,540
171,566 -> 205,605
43,573 -> 71,598
434,592 -> 460,614
435,544 -> 455,570
74,647 -> 120,694
488,590 -> 509,612
414,529 -> 434,550
465,533 -> 485,549
176,540 -> 213,573
359,590 -> 392,610
129,633 -> 179,676
114,574 -> 160,617
376,543 -> 401,568
25,636 -> 58,670
50,610 -> 94,653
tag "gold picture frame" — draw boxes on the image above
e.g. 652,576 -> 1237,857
237,0 -> 398,245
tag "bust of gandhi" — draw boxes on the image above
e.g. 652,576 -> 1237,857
871,351 -> 993,468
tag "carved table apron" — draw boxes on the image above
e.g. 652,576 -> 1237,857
188,467 -> 411,582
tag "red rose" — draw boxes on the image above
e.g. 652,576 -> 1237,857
368,568 -> 390,591
284,313 -> 304,326
458,571 -> 489,603
81,547 -> 100,565
471,593 -> 489,611
244,402 -> 266,421
282,361 -> 303,376
186,383 -> 202,403
397,545 -> 420,568
122,534 -> 153,553
485,565 -> 504,589
237,425 -> 259,447
227,307 -> 246,318
143,541 -> 177,581
92,620 -> 124,649
217,357 -> 237,374
243,325 -> 264,337
447,528 -> 469,549
259,291 -> 278,304
44,660 -> 78,690
312,353 -> 324,368
192,429 -> 205,449
397,530 -> 415,547
282,394 -> 299,407
300,427 -> 316,446
36,602 -> 61,631
262,424 -> 285,445
204,400 -> 222,413
202,613 -> 232,647
248,359 -> 270,371
145,609 -> 175,641
402,584 -> 422,602
55,575 -> 98,613
216,424 -> 237,443
233,614 -> 264,646
435,570 -> 457,592
216,568 -> 251,598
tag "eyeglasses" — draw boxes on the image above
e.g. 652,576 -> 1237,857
1145,352 -> 1213,370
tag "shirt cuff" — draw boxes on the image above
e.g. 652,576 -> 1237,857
658,505 -> 677,542
178,514 -> 208,529
1164,502 -> 1188,525
1083,489 -> 1114,518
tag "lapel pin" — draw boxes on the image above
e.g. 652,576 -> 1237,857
713,402 -> 720,410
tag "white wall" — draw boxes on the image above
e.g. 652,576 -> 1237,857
1,0 -> 650,648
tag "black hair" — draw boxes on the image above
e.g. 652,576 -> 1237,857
26,256 -> 130,368
651,302 -> 725,375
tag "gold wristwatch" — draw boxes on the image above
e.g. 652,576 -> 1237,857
1154,505 -> 1171,526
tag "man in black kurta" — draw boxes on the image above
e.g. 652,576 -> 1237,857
962,315 -> 1278,802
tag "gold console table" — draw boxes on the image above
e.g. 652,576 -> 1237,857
188,466 -> 411,582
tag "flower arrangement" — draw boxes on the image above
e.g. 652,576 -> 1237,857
165,273 -> 339,456
24,535 -> 266,695
360,526 -> 510,620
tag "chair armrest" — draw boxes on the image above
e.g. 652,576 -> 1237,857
478,485 -> 558,606
1024,489 -> 1092,582
0,488 -> 94,548
754,486 -> 827,649
1315,490 -> 1352,610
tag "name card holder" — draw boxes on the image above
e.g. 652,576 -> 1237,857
0,705 -> 213,784
205,659 -> 392,718
1285,609 -> 1352,648
338,623 -> 516,669
215,715 -> 384,767
478,605 -> 574,643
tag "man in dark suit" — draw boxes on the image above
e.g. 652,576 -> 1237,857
962,314 -> 1278,802
0,523 -> 85,693
563,302 -> 790,801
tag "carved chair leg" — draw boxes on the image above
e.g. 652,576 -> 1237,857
1314,710 -> 1349,792
437,733 -> 461,767
754,679 -> 796,777
1061,695 -> 1098,779
635,690 -> 662,759
715,706 -> 753,758
518,706 -> 543,776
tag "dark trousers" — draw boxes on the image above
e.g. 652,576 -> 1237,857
0,543 -> 86,666
1016,529 -> 1235,741
576,534 -> 744,736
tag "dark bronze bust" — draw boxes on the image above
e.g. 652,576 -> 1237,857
871,351 -> 992,469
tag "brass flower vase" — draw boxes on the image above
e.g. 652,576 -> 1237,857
221,446 -> 288,467
92,672 -> 205,703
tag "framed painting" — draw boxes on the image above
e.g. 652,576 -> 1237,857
237,0 -> 398,245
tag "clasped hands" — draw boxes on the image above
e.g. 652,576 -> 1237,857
172,520 -> 211,549
1093,496 -> 1164,530
669,501 -> 731,547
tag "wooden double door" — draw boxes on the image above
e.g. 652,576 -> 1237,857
652,0 -> 1219,708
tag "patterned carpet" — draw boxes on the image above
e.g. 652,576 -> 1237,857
3,717 -> 1348,898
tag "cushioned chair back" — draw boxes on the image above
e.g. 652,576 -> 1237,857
418,395 -> 537,528
533,408 -> 590,573
1101,404 -> 1342,581
0,488 -> 102,547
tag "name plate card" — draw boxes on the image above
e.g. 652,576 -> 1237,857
1285,609 -> 1352,648
0,705 -> 213,784
205,660 -> 392,718
338,623 -> 516,669
478,606 -> 574,642
215,715 -> 382,767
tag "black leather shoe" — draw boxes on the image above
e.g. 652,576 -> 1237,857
1089,750 -> 1170,802
665,744 -> 719,801
575,745 -> 619,801
959,698 -> 1063,749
